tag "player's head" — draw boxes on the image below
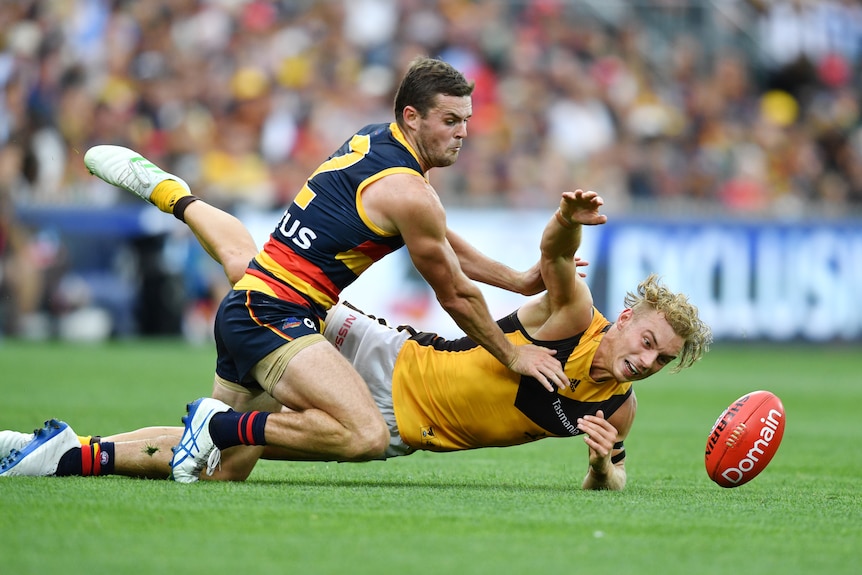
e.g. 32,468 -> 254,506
394,56 -> 475,129
624,274 -> 712,374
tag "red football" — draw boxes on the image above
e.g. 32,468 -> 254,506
705,390 -> 786,488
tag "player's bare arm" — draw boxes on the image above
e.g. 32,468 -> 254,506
362,174 -> 569,391
579,394 -> 636,491
520,190 -> 606,340
543,190 -> 606,289
446,229 -> 545,296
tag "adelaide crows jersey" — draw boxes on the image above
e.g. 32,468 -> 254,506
233,122 -> 423,317
391,308 -> 632,451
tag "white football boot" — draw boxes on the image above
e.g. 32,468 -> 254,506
0,419 -> 79,477
0,430 -> 34,459
83,145 -> 190,203
169,397 -> 231,483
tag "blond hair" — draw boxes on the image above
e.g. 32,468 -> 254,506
624,274 -> 712,373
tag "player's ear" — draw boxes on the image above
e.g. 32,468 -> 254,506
616,308 -> 633,328
402,106 -> 420,129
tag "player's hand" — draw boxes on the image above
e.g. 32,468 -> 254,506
577,410 -> 618,475
507,344 -> 568,392
516,261 -> 546,296
574,256 -> 589,278
516,257 -> 588,295
559,189 -> 607,227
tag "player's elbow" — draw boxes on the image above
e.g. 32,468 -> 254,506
437,295 -> 466,318
435,283 -> 481,319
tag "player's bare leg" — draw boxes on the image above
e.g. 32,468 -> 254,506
110,434 -> 176,479
85,145 -> 257,287
256,341 -> 389,461
199,341 -> 389,482
180,201 -> 257,286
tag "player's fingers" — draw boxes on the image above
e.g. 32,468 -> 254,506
544,362 -> 568,391
577,417 -> 615,442
584,436 -> 612,459
535,372 -> 554,393
523,359 -> 554,392
555,372 -> 568,390
534,347 -> 567,389
530,367 -> 562,393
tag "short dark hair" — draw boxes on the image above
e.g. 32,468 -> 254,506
393,56 -> 475,127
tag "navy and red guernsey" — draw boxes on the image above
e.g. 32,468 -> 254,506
233,122 -> 425,319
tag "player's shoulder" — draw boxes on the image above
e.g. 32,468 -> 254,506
355,122 -> 391,137
366,171 -> 439,212
361,172 -> 441,237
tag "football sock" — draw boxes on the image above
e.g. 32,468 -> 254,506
77,435 -> 101,446
171,195 -> 200,222
56,442 -> 116,477
150,180 -> 197,219
209,411 -> 269,449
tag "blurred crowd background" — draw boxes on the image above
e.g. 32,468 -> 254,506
1,0 -> 861,340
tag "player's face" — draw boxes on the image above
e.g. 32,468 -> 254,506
413,94 -> 472,169
613,308 -> 683,381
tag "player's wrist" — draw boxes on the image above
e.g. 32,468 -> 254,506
588,461 -> 613,480
504,345 -> 519,370
555,208 -> 574,229
505,354 -> 518,370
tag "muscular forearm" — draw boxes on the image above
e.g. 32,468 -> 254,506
540,210 -> 582,260
447,229 -> 523,292
438,286 -> 515,366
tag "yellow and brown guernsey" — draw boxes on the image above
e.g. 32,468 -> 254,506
392,308 -> 633,451
233,122 -> 422,318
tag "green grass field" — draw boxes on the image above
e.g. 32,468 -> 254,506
0,339 -> 859,575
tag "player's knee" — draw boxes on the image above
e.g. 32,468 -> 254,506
369,421 -> 390,456
223,250 -> 251,286
343,420 -> 389,461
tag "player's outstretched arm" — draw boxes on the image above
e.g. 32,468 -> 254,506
368,174 -> 569,391
534,189 -> 608,337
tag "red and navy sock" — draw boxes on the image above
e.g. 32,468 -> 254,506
209,411 -> 269,449
56,441 -> 116,477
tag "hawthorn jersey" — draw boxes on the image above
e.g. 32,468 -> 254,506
391,308 -> 632,452
233,122 -> 423,318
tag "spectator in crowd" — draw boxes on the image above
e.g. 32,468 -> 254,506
0,0 -> 858,214
1,0 -> 861,336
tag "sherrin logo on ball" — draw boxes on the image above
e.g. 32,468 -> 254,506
704,390 -> 786,488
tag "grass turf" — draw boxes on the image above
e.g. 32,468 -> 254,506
0,339 -> 859,574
